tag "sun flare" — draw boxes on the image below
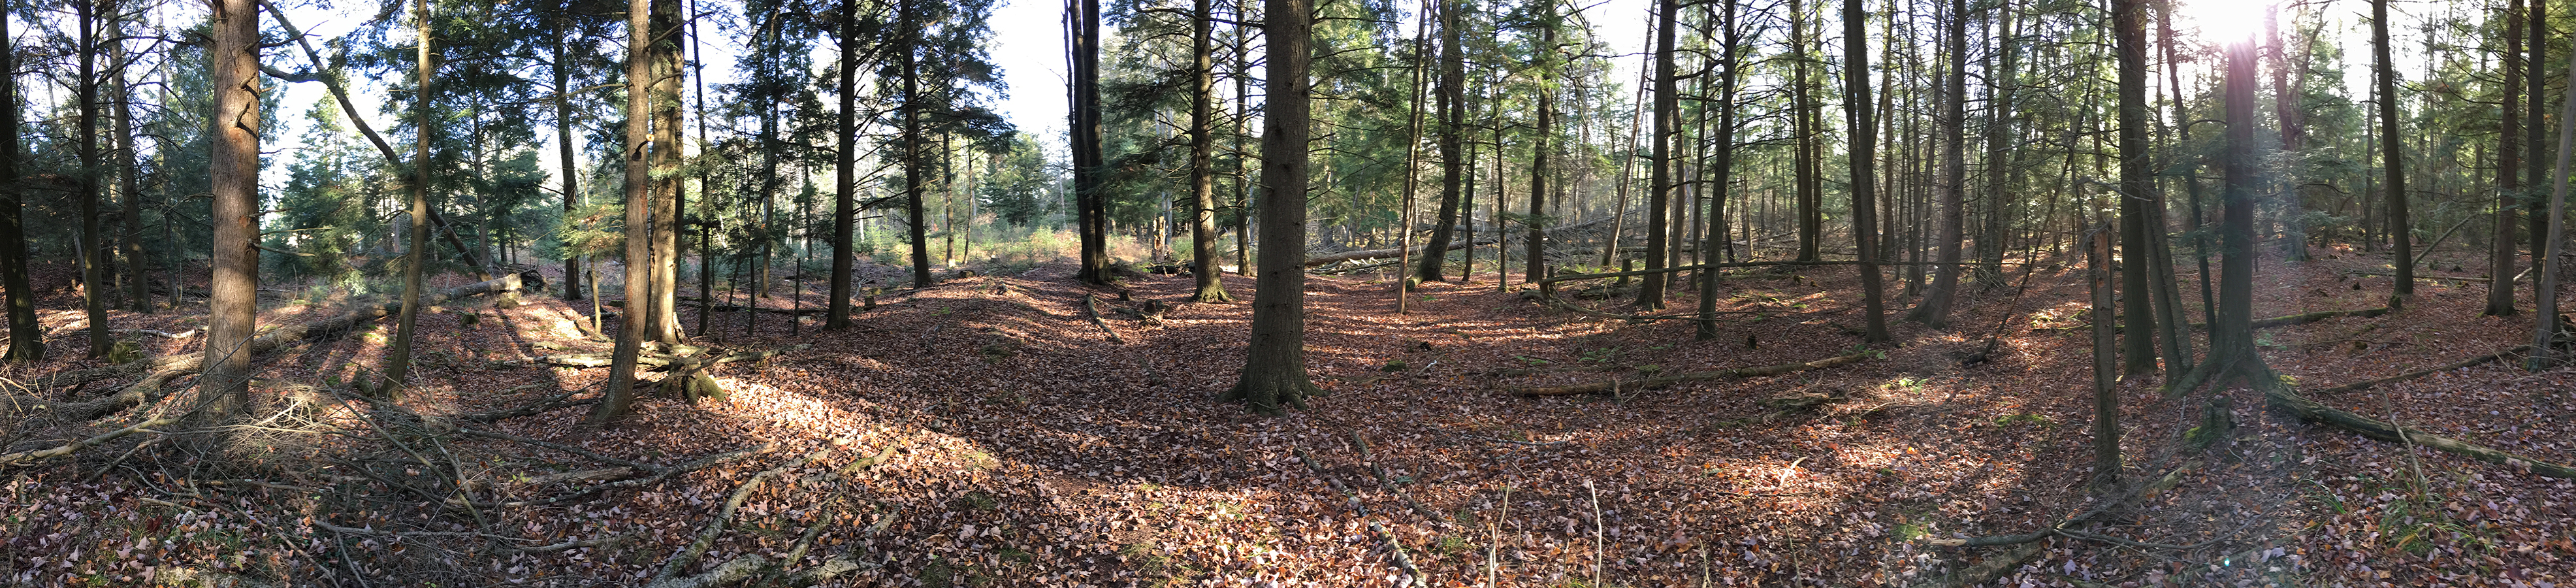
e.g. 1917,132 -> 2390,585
2174,0 -> 2276,46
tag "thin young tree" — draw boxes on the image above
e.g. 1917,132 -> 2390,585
199,0 -> 262,425
1218,0 -> 1321,414
1843,0 -> 1889,344
384,0 -> 437,397
1694,0 -> 1743,341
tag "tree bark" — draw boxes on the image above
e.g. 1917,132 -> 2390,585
828,0 -> 858,330
1186,0 -> 1230,302
199,0 -> 263,426
592,0 -> 661,423
1219,0 -> 1320,414
2114,0 -> 2159,377
1906,0 -> 1967,329
385,0 -> 437,397
1634,0 -> 1676,310
1072,0 -> 1110,284
1413,0 -> 1469,283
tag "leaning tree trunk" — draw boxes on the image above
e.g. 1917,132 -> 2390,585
1694,0 -> 1743,342
384,0 -> 436,397
1219,0 -> 1320,415
111,18 -> 149,313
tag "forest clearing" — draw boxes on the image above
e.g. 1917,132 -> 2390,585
4,242 -> 2571,587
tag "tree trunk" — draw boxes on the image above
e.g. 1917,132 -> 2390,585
592,0 -> 660,424
2374,0 -> 2411,301
1907,0 -> 1968,329
111,18 -> 148,314
385,0 -> 436,397
2490,3 -> 2524,316
1973,1 -> 2015,287
2528,37 -> 2576,370
2088,225 -> 2119,487
0,8 -> 38,363
649,0 -> 686,343
2114,0 -> 2157,376
2183,35 -> 2277,391
1790,0 -> 1820,263
1187,0 -> 1229,302
79,0 -> 108,359
901,0 -> 933,291
199,0 -> 263,426
1634,0 -> 1676,310
2528,0 -> 2547,285
1073,0 -> 1110,284
557,35 -> 585,302
827,0 -> 858,330
1843,0 -> 1888,344
1393,0 -> 1430,313
1524,16 -> 1554,287
1694,0 -> 1741,342
1219,0 -> 1319,414
1414,0 -> 1468,284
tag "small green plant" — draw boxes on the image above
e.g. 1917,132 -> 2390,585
1893,521 -> 1930,541
1579,347 -> 1620,363
1434,536 -> 1471,555
1993,414 -> 2055,429
1635,364 -> 1663,374
1514,355 -> 1551,365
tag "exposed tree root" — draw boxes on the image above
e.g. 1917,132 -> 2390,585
1219,378 -> 1320,414
1083,293 -> 1125,344
1506,350 -> 1876,397
1913,460 -> 2205,587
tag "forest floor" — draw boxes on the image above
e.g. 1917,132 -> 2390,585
3,244 -> 2572,587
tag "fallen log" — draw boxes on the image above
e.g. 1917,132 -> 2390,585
2308,345 -> 2529,395
1507,350 -> 1877,397
2266,383 -> 2576,478
534,344 -> 805,369
1303,238 -> 1497,267
2249,306 -> 2389,329
0,417 -> 178,468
